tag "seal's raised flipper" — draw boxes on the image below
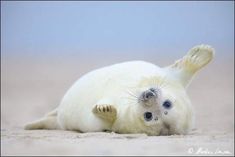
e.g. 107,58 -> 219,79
92,104 -> 117,122
165,45 -> 214,88
24,109 -> 60,130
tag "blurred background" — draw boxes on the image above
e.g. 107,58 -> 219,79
1,1 -> 234,133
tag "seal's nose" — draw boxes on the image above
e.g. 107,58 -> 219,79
145,91 -> 155,99
142,89 -> 157,101
139,88 -> 159,103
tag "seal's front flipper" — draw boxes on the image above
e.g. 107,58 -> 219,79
165,45 -> 214,88
92,104 -> 117,122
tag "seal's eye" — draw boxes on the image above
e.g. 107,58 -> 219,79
162,100 -> 172,109
144,112 -> 153,121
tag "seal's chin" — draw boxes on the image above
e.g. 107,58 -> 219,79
159,123 -> 171,135
144,121 -> 173,136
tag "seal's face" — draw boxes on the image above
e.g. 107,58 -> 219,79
136,78 -> 194,136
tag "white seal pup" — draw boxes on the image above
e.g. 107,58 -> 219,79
25,45 -> 214,136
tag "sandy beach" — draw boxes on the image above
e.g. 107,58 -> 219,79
1,54 -> 234,156
1,1 -> 234,156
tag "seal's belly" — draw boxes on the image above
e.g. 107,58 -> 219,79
57,61 -> 164,132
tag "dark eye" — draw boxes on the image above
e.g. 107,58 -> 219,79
144,112 -> 153,121
162,100 -> 172,109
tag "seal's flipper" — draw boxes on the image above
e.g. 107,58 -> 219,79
92,104 -> 117,122
24,109 -> 60,130
165,45 -> 214,88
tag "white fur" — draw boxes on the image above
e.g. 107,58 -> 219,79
25,45 -> 214,136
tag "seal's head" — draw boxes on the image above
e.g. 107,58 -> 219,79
135,77 -> 193,136
127,45 -> 214,136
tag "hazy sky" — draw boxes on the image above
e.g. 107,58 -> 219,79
1,1 -> 234,58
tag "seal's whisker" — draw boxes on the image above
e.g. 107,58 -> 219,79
159,83 -> 165,89
121,96 -> 138,101
158,78 -> 167,89
157,75 -> 166,86
125,89 -> 139,99
138,98 -> 145,102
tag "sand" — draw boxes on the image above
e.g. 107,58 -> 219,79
1,53 -> 234,156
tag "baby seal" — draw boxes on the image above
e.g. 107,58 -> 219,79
25,45 -> 214,136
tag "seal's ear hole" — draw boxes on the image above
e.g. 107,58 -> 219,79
144,112 -> 153,121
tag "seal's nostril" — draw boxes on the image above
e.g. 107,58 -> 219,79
149,88 -> 156,92
145,91 -> 154,99
140,90 -> 157,102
